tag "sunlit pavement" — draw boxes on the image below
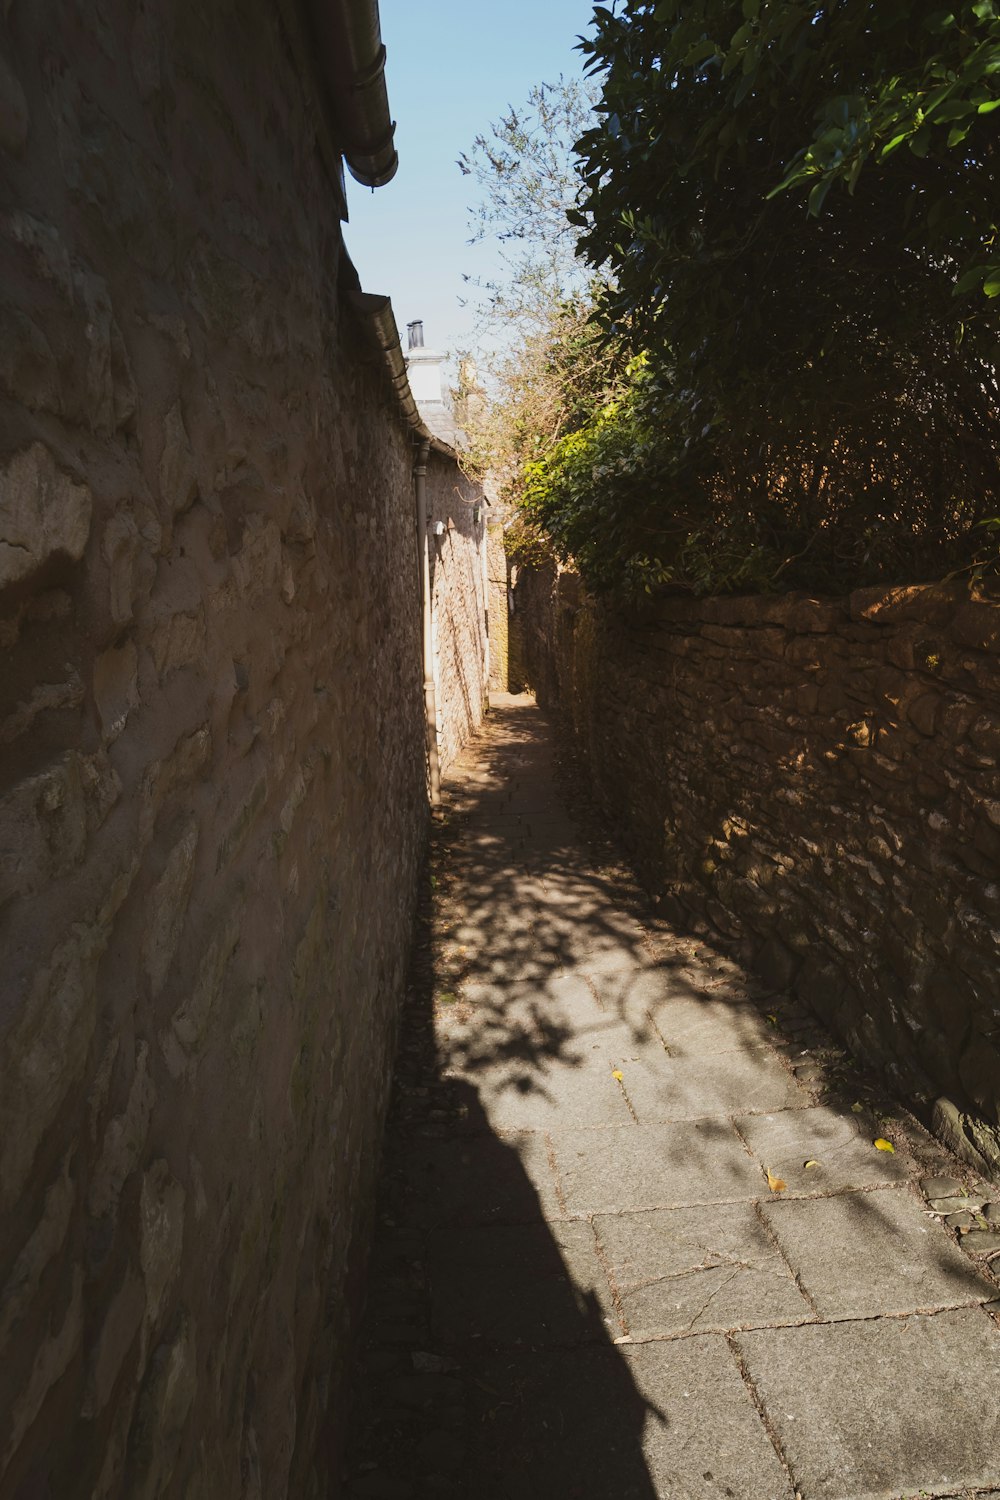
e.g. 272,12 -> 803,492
345,694 -> 1000,1500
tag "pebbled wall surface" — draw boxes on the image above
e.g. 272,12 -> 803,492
0,2 -> 435,1495
514,568 -> 1000,1173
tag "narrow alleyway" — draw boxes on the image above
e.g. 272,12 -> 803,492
345,695 -> 1000,1500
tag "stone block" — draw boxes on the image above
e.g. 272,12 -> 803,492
0,443 -> 91,591
607,1042 -> 806,1123
0,753 -> 89,905
82,1270 -> 146,1418
761,1185 -> 993,1318
958,1033 -> 1000,1123
141,821 -> 199,996
125,1318 -> 198,1500
1,1269 -> 84,1482
427,1219 -> 608,1346
1,921 -> 105,1213
88,1043 -> 155,1221
160,895 -> 242,1076
139,1160 -> 185,1329
158,401 -> 197,515
952,599 -> 1000,652
735,1308 -> 1000,1499
93,639 -> 140,742
736,1106 -> 916,1195
933,1096 -> 1000,1181
0,302 -> 60,413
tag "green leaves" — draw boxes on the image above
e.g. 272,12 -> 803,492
543,0 -> 1000,598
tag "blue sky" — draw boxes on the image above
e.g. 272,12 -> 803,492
342,0 -> 597,370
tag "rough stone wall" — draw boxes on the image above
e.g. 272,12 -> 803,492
486,521 -> 509,693
516,569 -> 1000,1170
426,453 -> 488,772
0,3 -> 432,1496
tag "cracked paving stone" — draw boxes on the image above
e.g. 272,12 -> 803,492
549,1118 -> 763,1215
736,1105 -> 917,1194
427,1219 -> 609,1346
760,1185 -> 996,1319
467,1337 -> 793,1499
735,1307 -> 1000,1500
592,1201 -> 813,1337
607,1042 -> 808,1123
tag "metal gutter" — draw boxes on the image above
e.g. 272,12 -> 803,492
302,0 -> 398,188
349,291 -> 455,457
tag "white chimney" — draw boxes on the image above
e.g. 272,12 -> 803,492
405,319 -> 444,405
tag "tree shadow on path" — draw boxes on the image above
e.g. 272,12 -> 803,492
341,711 -> 666,1499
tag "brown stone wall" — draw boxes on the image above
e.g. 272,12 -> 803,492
486,521 -> 509,693
0,3 -> 433,1496
426,454 -> 488,772
515,569 -> 1000,1170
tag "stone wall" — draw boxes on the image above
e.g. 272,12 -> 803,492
0,2 -> 452,1495
515,568 -> 1000,1174
426,454 -> 487,773
486,521 -> 509,693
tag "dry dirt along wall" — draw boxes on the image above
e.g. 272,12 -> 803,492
0,2 -> 469,1495
514,567 -> 1000,1176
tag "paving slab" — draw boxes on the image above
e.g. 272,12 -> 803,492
761,1185 -> 996,1319
593,1202 -> 813,1337
737,1105 -> 918,1193
550,1118 -> 762,1214
455,1041 -> 637,1131
613,969 -> 769,1047
609,1043 -> 807,1123
735,1307 -> 1000,1500
393,1131 -> 562,1227
641,996 -> 776,1057
467,1338 -> 794,1500
440,966 -> 617,1050
428,1218 -> 611,1346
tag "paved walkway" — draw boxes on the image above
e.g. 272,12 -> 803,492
346,694 -> 1000,1500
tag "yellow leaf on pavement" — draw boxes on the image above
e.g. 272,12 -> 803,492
803,1159 -> 819,1169
766,1169 -> 787,1192
612,1069 -> 623,1082
874,1137 -> 895,1152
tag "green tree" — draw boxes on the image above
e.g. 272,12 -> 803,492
459,77 -> 596,331
559,0 -> 1000,594
457,77 -> 626,552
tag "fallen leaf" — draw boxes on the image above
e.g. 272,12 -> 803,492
803,1159 -> 819,1169
612,1069 -> 624,1082
766,1169 -> 787,1192
874,1137 -> 895,1153
850,1102 -> 864,1113
766,1013 -> 778,1025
